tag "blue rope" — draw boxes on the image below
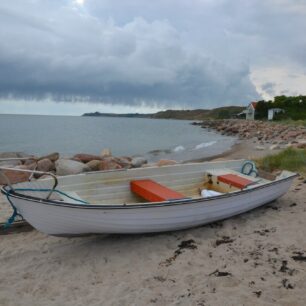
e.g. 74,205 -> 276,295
13,188 -> 89,205
3,187 -> 88,229
3,190 -> 23,229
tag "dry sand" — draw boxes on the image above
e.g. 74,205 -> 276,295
1,142 -> 306,306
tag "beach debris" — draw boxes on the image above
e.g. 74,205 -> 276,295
208,221 -> 223,228
153,276 -> 167,282
177,239 -> 197,251
292,254 -> 306,262
282,278 -> 294,289
253,291 -> 262,298
160,239 -> 197,266
215,236 -> 234,246
209,269 -> 232,277
279,260 -> 295,275
268,247 -> 279,255
254,228 -> 275,236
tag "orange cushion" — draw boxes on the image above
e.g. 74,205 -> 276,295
217,174 -> 253,189
130,179 -> 186,202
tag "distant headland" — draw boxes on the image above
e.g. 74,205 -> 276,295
82,106 -> 245,120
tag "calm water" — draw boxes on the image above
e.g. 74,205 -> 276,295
0,114 -> 236,162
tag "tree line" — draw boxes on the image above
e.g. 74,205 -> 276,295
255,95 -> 306,120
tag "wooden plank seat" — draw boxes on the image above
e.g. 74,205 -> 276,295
217,174 -> 254,189
130,179 -> 187,202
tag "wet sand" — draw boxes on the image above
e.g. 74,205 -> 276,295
0,142 -> 305,306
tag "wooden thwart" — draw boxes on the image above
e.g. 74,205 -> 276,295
130,179 -> 187,202
217,174 -> 254,189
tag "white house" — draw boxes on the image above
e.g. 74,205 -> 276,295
245,102 -> 257,120
268,108 -> 284,120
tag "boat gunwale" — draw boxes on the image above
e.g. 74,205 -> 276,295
1,173 -> 298,210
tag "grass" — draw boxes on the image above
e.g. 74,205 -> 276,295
273,119 -> 306,127
256,147 -> 306,174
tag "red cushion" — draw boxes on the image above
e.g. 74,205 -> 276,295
131,179 -> 186,202
217,174 -> 253,189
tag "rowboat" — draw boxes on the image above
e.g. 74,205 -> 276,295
0,159 -> 297,236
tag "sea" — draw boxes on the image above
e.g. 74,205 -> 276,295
0,114 -> 236,162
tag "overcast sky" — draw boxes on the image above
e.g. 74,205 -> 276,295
0,0 -> 305,115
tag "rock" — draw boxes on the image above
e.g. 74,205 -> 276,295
0,152 -> 32,159
115,157 -> 132,168
16,163 -> 37,171
269,144 -> 280,150
255,146 -> 265,151
72,154 -> 102,163
23,158 -> 38,166
101,148 -> 112,157
0,169 -> 31,185
131,157 -> 147,168
0,159 -> 22,168
39,152 -> 59,162
141,163 -> 156,168
86,160 -> 101,171
55,159 -> 90,176
98,160 -> 122,171
296,143 -> 306,149
37,158 -> 54,173
156,159 -> 177,167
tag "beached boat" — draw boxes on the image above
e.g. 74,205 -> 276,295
0,159 -> 297,236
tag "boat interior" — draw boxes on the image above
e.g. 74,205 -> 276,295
8,159 -> 289,206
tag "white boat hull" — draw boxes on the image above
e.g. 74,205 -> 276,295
8,176 -> 293,236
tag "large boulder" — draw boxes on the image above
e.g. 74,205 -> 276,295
156,159 -> 177,167
98,160 -> 122,171
40,152 -> 59,162
0,169 -> 31,185
23,158 -> 38,166
55,159 -> 90,176
72,154 -> 102,163
116,157 -> 132,168
296,142 -> 306,149
37,158 -> 54,173
131,157 -> 147,168
0,159 -> 22,168
86,160 -> 101,171
0,152 -> 32,159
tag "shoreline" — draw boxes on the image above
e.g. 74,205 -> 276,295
1,120 -> 306,306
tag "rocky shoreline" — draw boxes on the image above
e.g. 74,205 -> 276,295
195,119 -> 306,149
0,151 -> 177,185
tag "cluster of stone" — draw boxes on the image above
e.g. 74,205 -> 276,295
195,119 -> 306,149
0,151 -> 177,184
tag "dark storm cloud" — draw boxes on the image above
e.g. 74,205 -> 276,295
0,0 -> 305,107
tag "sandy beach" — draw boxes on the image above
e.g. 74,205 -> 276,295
0,140 -> 306,306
